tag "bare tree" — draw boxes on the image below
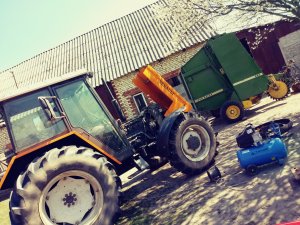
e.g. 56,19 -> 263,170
153,0 -> 300,48
189,0 -> 300,21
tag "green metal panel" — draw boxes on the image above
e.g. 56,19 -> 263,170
181,47 -> 234,111
208,33 -> 269,100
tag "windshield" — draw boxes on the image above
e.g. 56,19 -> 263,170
4,89 -> 67,150
55,80 -> 128,154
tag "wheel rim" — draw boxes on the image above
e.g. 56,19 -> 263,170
268,81 -> 288,99
226,105 -> 240,120
180,125 -> 211,162
39,170 -> 104,225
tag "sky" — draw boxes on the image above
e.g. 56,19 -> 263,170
0,0 -> 158,72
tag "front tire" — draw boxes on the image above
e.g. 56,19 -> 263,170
169,115 -> 216,175
9,146 -> 120,225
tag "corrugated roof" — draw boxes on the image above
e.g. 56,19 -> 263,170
0,0 -> 216,98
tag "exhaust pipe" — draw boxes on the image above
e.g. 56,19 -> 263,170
101,78 -> 126,122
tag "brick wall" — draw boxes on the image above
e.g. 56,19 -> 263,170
0,126 -> 10,151
112,43 -> 204,119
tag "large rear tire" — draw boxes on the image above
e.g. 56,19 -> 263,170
9,146 -> 120,225
169,115 -> 216,175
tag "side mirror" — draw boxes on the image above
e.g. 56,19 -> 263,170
38,96 -> 65,121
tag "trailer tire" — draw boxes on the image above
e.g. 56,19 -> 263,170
9,146 -> 120,225
220,100 -> 244,123
169,115 -> 216,175
246,164 -> 259,176
210,109 -> 220,118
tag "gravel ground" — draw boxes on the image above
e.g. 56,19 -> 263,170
0,93 -> 299,225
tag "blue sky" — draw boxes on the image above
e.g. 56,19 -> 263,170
0,0 -> 157,71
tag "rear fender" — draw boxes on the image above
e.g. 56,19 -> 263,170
156,109 -> 186,156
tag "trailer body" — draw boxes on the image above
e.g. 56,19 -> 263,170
181,33 -> 269,113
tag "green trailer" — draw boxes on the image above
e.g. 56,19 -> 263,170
180,33 -> 288,122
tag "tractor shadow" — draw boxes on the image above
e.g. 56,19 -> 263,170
118,163 -> 213,225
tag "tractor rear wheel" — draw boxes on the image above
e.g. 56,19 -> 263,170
267,80 -> 289,100
220,100 -> 244,123
169,115 -> 216,175
9,146 -> 120,225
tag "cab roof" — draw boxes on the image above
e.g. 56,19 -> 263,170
0,69 -> 92,103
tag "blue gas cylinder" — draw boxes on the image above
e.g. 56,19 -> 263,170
236,138 -> 287,169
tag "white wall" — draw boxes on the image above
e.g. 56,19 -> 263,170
279,30 -> 300,68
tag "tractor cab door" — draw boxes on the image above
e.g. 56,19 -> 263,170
53,79 -> 133,161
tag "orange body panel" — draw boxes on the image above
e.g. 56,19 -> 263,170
133,65 -> 192,116
0,131 -> 121,189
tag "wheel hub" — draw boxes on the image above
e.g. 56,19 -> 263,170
63,192 -> 77,207
186,134 -> 201,150
226,105 -> 240,120
43,175 -> 99,224
180,125 -> 211,162
182,129 -> 202,157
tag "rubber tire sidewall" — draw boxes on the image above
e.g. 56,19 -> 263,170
210,109 -> 220,118
10,147 -> 118,225
170,116 -> 216,175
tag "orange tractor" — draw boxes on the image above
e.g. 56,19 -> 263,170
0,66 -> 217,225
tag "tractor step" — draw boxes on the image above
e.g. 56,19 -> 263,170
133,154 -> 149,170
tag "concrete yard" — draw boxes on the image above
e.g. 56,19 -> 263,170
0,93 -> 300,225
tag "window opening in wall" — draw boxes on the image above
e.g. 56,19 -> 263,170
168,76 -> 181,87
133,93 -> 148,113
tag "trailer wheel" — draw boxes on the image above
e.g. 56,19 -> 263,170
169,115 -> 216,175
9,146 -> 120,225
220,100 -> 244,123
246,165 -> 258,176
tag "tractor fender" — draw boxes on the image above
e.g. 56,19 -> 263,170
156,108 -> 185,156
0,132 -> 122,190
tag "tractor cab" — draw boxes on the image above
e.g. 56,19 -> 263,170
0,70 -> 133,178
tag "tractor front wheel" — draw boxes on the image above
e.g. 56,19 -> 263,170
169,115 -> 216,175
9,146 -> 120,225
